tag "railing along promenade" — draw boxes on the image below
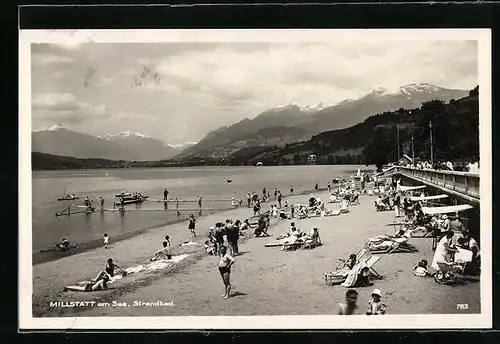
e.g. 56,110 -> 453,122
379,166 -> 480,205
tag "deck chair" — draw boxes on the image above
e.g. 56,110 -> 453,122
368,236 -> 417,254
323,253 -> 382,286
349,194 -> 360,206
302,237 -> 322,250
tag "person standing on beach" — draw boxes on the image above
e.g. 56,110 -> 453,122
100,197 -> 105,210
247,193 -> 251,208
393,191 -> 401,217
188,214 -> 197,237
274,188 -> 278,200
225,220 -> 239,255
327,183 -> 331,192
218,245 -> 235,299
198,196 -> 203,211
277,192 -> 282,208
214,223 -> 225,255
336,289 -> 358,315
103,233 -> 109,249
262,187 -> 267,201
290,186 -> 294,194
163,189 -> 169,201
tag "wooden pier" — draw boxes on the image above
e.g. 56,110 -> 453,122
378,166 -> 480,205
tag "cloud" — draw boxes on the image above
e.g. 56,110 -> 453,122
30,41 -> 478,143
32,93 -> 81,112
31,53 -> 73,66
32,93 -> 110,126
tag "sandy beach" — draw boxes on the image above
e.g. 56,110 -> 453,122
32,189 -> 480,317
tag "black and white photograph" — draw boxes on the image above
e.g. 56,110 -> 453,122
19,29 -> 492,329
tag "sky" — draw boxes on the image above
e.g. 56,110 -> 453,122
31,40 -> 478,145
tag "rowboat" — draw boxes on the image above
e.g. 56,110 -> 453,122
57,196 -> 79,201
114,197 -> 149,206
115,191 -> 132,197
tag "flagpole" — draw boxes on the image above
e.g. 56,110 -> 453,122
397,124 -> 400,163
429,120 -> 434,167
411,134 -> 415,163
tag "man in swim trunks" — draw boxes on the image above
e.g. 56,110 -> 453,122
336,289 -> 358,315
218,246 -> 235,299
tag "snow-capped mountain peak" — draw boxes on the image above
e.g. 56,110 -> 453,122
167,141 -> 198,148
47,124 -> 66,131
101,131 -> 149,140
274,102 -> 325,113
366,83 -> 442,97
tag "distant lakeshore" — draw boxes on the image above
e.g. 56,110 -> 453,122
31,151 -> 364,170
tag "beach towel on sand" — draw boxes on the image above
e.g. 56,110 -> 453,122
146,254 -> 190,271
179,241 -> 198,247
125,254 -> 191,273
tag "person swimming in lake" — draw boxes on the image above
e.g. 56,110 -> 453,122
218,246 -> 235,299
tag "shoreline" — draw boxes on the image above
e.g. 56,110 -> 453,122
33,186 -> 338,265
33,189 -> 328,317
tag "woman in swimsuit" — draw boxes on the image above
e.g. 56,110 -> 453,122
64,273 -> 110,292
218,246 -> 235,299
188,214 -> 197,237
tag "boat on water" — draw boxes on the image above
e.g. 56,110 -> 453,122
115,191 -> 132,197
57,195 -> 79,201
227,178 -> 232,183
114,196 -> 149,206
256,162 -> 263,167
114,193 -> 149,205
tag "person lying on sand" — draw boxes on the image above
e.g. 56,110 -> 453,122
328,193 -> 339,203
151,240 -> 173,261
41,238 -> 78,252
64,273 -> 110,292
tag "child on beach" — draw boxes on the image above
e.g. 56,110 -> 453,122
188,214 -> 197,237
366,289 -> 386,315
205,240 -> 216,255
413,259 -> 429,277
103,233 -> 109,249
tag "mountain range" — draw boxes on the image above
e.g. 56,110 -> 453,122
32,125 -> 196,161
179,83 -> 468,158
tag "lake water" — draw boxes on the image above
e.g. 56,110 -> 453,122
31,165 -> 372,257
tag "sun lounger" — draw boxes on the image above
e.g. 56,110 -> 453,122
324,209 -> 342,217
368,237 -> 417,254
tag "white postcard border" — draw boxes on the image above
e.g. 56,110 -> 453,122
19,28 -> 493,330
